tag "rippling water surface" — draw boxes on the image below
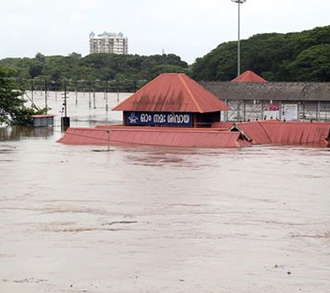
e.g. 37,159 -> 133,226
1,92 -> 330,293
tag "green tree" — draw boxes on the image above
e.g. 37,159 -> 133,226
0,67 -> 44,125
149,64 -> 188,79
28,60 -> 44,78
35,52 -> 46,64
0,52 -> 189,89
191,25 -> 330,82
287,44 -> 330,82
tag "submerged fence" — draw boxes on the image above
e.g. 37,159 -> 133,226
12,77 -> 148,93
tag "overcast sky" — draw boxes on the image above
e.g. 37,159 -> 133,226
0,0 -> 329,64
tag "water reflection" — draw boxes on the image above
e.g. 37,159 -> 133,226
119,146 -> 241,168
0,91 -> 129,143
0,126 -> 54,141
25,91 -> 128,129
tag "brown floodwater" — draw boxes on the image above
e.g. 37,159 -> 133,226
1,92 -> 330,293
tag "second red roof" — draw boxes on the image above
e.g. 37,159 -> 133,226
231,70 -> 267,83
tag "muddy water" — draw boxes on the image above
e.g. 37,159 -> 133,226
0,92 -> 330,293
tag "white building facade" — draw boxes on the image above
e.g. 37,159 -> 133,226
89,32 -> 128,54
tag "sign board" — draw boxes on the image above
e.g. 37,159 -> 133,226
283,104 -> 298,121
124,112 -> 194,127
263,102 -> 280,119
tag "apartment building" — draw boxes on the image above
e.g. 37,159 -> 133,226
89,31 -> 128,54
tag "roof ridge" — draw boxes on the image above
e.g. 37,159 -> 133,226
178,74 -> 203,113
112,74 -> 164,110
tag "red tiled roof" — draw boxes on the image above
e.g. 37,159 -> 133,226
257,120 -> 330,146
212,120 -> 330,146
211,122 -> 235,129
57,121 -> 330,148
235,121 -> 272,144
231,70 -> 267,83
57,126 -> 250,148
112,73 -> 229,113
233,120 -> 330,146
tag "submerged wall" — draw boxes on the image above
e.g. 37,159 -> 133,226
202,82 -> 330,122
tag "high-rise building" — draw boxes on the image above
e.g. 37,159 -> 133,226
89,31 -> 128,54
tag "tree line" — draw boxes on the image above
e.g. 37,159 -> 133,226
191,25 -> 330,82
1,25 -> 330,87
0,53 -> 189,92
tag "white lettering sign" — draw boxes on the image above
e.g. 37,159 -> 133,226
167,114 -> 190,124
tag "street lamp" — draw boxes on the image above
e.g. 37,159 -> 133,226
231,0 -> 247,76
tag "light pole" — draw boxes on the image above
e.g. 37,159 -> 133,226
231,0 -> 246,76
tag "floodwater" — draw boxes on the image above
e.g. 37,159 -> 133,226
1,92 -> 330,293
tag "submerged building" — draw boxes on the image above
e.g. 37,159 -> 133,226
89,31 -> 128,54
58,73 -> 330,148
112,73 -> 229,128
58,73 -> 253,148
202,71 -> 330,122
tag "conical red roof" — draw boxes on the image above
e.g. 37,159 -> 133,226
231,70 -> 267,83
113,73 -> 229,113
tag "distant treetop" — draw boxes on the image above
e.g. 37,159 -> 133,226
191,25 -> 330,82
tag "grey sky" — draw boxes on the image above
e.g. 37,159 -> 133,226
0,0 -> 329,63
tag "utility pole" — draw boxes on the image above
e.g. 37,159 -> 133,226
64,80 -> 67,117
107,130 -> 110,152
116,80 -> 120,102
231,0 -> 247,76
93,83 -> 96,109
105,80 -> 109,112
31,79 -> 34,103
44,79 -> 48,113
61,80 -> 70,130
75,80 -> 78,105
89,82 -> 92,108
